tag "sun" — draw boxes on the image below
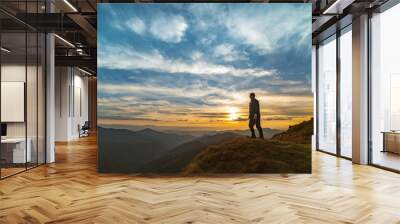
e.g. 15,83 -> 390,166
228,107 -> 239,121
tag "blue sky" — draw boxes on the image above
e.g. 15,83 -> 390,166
97,3 -> 313,131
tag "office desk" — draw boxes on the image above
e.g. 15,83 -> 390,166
382,131 -> 400,154
1,138 -> 31,163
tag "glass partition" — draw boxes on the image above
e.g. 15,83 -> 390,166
0,2 -> 46,179
371,3 -> 400,171
1,30 -> 28,177
317,35 -> 337,154
339,27 -> 352,158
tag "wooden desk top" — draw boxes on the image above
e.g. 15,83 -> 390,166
381,131 -> 400,134
1,138 -> 29,144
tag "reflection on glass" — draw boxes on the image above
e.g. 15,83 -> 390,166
1,31 -> 27,177
390,75 -> 400,130
318,36 -> 337,154
0,1 -> 47,179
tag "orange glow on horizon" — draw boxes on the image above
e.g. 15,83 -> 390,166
99,115 -> 312,131
98,95 -> 313,131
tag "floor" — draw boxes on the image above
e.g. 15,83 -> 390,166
372,150 -> 400,171
1,163 -> 43,178
0,167 -> 25,178
0,136 -> 400,223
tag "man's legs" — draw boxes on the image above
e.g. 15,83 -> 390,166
249,119 -> 256,138
256,118 -> 264,139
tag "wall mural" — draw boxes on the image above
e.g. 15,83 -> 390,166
97,3 -> 313,174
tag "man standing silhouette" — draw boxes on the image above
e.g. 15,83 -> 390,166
249,93 -> 264,139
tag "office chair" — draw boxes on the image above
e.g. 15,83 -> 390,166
79,121 -> 90,138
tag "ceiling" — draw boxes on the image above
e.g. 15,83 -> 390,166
311,0 -> 390,43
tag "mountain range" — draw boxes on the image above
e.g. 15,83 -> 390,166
97,127 -> 194,172
138,132 -> 241,173
162,128 -> 282,138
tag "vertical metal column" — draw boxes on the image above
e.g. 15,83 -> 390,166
336,27 -> 341,157
0,19 -> 2,179
316,45 -> 320,151
25,0 -> 28,171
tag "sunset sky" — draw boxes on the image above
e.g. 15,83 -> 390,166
98,4 -> 312,131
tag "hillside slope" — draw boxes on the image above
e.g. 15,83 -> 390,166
183,138 -> 311,174
272,118 -> 313,144
139,132 -> 240,173
98,127 -> 194,172
228,128 -> 282,139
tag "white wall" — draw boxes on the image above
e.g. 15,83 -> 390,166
55,67 -> 89,141
1,65 -> 41,139
55,66 -> 70,141
71,73 -> 89,138
1,63 -> 46,164
1,65 -> 26,138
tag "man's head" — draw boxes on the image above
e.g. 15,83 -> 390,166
249,93 -> 255,100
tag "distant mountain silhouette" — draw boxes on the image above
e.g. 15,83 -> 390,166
183,137 -> 311,174
136,128 -> 161,135
98,127 -> 194,172
228,128 -> 282,138
139,132 -> 241,173
162,128 -> 282,138
272,118 -> 313,144
134,128 -> 195,148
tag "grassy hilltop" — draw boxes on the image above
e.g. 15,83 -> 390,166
272,118 -> 313,144
182,118 -> 313,174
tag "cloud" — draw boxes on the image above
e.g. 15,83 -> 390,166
107,12 -> 188,43
199,34 -> 216,46
98,81 -> 313,117
100,116 -> 160,122
101,4 -> 123,30
187,4 -> 310,54
232,117 -> 248,121
99,83 -> 230,101
126,17 -> 146,35
213,44 -> 247,62
98,44 -> 276,77
190,51 -> 203,60
192,112 -> 230,118
264,116 -> 294,121
224,6 -> 310,54
231,75 -> 312,96
149,14 -> 188,43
